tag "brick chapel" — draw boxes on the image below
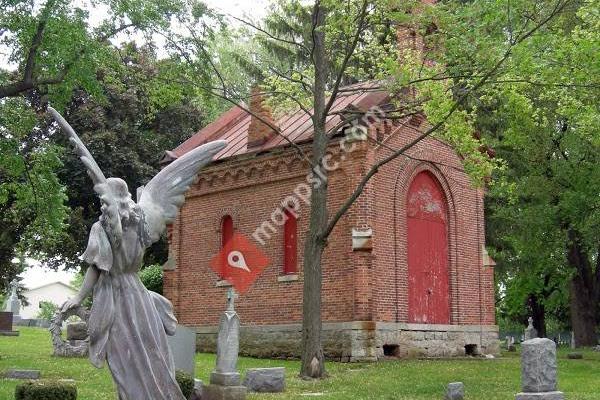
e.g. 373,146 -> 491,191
161,6 -> 499,361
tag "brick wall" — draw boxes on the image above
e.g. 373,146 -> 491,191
370,118 -> 495,325
164,143 -> 357,326
163,122 -> 496,329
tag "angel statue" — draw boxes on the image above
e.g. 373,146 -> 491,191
49,107 -> 227,400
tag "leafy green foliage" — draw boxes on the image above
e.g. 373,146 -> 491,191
36,301 -> 58,320
175,370 -> 194,399
15,380 -> 77,400
0,0 -> 206,290
0,99 -> 68,291
31,44 -> 210,271
448,0 -> 600,334
139,264 -> 163,295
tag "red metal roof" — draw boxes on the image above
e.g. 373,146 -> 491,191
171,83 -> 389,161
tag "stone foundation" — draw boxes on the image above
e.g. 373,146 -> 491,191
195,322 -> 500,362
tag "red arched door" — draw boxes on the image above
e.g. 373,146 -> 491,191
407,171 -> 450,324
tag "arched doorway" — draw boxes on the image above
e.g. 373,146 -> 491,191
407,171 -> 450,324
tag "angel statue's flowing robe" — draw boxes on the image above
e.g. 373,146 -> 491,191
84,216 -> 185,400
47,106 -> 228,400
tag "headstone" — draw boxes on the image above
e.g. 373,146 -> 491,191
167,324 -> 196,376
592,345 -> 600,352
524,317 -> 538,341
0,311 -> 19,336
66,321 -> 88,340
243,367 -> 285,393
570,331 -> 576,349
507,336 -> 516,352
5,369 -> 41,380
567,352 -> 583,359
204,288 -> 246,400
50,306 -> 89,358
191,379 -> 204,400
515,338 -> 564,400
4,279 -> 21,323
444,382 -> 464,400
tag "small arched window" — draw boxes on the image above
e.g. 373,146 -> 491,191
220,215 -> 234,279
283,209 -> 298,274
221,215 -> 234,249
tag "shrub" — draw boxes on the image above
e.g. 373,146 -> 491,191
37,301 -> 58,320
15,380 -> 77,400
139,264 -> 163,294
176,370 -> 194,399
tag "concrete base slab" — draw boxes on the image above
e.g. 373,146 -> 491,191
0,330 -> 19,336
203,384 -> 246,400
516,392 -> 564,400
5,369 -> 40,379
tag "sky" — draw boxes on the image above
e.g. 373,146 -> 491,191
205,0 -> 271,19
15,0 -> 271,289
20,260 -> 78,290
0,0 -> 272,70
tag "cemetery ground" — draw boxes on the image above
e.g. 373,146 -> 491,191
1,328 -> 599,400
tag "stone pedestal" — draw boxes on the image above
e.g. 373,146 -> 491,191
516,338 -> 564,400
203,384 -> 247,400
204,372 -> 246,400
210,372 -> 240,386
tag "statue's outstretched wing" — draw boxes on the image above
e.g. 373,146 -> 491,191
48,107 -> 107,188
138,140 -> 227,244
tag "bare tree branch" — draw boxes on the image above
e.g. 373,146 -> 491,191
267,66 -> 314,93
229,14 -> 310,53
322,0 -> 369,118
163,75 -> 315,166
322,0 -> 572,240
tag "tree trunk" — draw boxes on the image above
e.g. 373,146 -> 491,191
300,2 -> 329,379
300,194 -> 327,378
570,278 -> 597,347
527,294 -> 546,338
299,139 -> 329,378
567,229 -> 598,347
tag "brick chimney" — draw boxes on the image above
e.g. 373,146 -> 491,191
247,87 -> 277,148
396,0 -> 436,60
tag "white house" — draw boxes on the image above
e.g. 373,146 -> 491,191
21,282 -> 78,319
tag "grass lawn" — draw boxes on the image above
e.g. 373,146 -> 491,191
1,327 -> 599,399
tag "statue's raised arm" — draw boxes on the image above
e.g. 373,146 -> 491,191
138,140 -> 227,245
48,107 -> 107,187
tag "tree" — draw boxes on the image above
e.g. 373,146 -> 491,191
0,0 -> 186,102
37,44 -> 212,271
469,0 -> 600,345
162,0 -> 570,377
37,301 -> 58,320
0,0 -> 192,292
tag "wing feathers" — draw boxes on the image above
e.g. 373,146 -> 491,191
48,107 -> 107,186
139,140 -> 227,243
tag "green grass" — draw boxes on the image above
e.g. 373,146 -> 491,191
2,327 -> 600,399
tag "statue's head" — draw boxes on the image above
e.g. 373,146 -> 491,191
97,178 -> 141,245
